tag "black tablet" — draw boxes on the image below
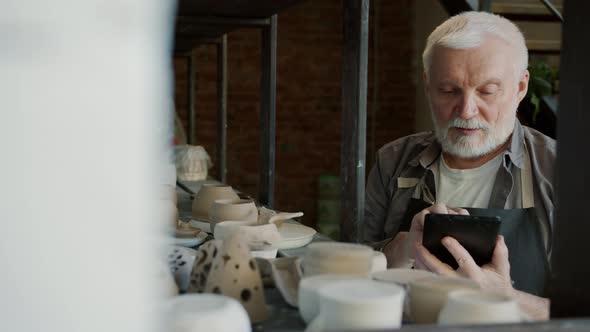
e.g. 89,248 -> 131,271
422,214 -> 501,269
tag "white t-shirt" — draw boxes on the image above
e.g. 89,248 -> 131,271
434,153 -> 505,209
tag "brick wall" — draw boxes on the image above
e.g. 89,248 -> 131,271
173,0 -> 416,228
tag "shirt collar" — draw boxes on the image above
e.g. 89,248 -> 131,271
409,119 -> 526,170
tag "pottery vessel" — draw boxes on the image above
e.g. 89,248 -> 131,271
214,221 -> 281,250
305,279 -> 405,331
163,294 -> 251,332
409,276 -> 480,324
302,242 -> 374,277
166,246 -> 198,292
203,234 -> 268,322
191,184 -> 239,221
298,274 -> 363,324
372,268 -> 436,322
208,199 -> 258,232
438,289 -> 523,325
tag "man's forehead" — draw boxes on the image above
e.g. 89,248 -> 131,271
429,41 -> 517,82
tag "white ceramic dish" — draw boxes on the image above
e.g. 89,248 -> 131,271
171,231 -> 208,248
277,222 -> 316,250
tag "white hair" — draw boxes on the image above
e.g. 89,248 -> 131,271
422,11 -> 528,78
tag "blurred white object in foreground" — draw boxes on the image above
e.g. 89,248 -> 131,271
0,1 -> 176,332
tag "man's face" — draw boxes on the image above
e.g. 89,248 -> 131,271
425,37 -> 529,159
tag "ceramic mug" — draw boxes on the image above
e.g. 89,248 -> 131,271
163,294 -> 251,332
191,184 -> 239,221
305,279 -> 405,332
208,199 -> 258,232
409,276 -> 480,324
438,289 -> 523,325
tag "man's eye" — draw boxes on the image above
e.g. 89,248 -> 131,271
480,85 -> 499,95
439,88 -> 455,94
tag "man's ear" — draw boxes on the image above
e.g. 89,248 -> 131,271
517,69 -> 530,103
423,71 -> 430,97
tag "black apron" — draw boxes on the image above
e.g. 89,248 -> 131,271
396,147 -> 550,296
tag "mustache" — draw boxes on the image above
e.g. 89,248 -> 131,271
446,117 -> 490,131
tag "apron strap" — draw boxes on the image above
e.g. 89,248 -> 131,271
521,143 -> 535,209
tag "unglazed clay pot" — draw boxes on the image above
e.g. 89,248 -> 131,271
191,184 -> 239,221
302,242 -> 374,277
203,234 -> 268,323
305,279 -> 405,332
438,289 -> 523,325
409,276 -> 480,324
208,199 -> 258,232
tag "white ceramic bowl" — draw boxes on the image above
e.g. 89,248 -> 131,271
163,294 -> 251,332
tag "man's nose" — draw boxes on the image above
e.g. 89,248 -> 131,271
456,92 -> 478,119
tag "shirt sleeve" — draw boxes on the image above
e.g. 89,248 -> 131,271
363,152 -> 390,247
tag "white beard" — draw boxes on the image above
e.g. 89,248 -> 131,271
432,114 -> 514,159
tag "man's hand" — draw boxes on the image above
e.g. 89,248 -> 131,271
382,203 -> 468,268
415,235 -> 513,294
414,234 -> 549,320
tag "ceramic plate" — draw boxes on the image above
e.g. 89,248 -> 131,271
277,222 -> 316,250
189,219 -> 212,233
170,231 -> 208,247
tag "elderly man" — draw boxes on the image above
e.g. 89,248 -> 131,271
363,11 -> 554,319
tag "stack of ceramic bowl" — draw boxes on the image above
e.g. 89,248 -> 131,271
302,242 -> 374,277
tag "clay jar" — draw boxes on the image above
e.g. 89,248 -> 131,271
208,199 -> 258,232
191,184 -> 239,221
302,242 -> 374,277
409,276 -> 480,324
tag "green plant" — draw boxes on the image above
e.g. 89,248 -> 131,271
526,61 -> 559,123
